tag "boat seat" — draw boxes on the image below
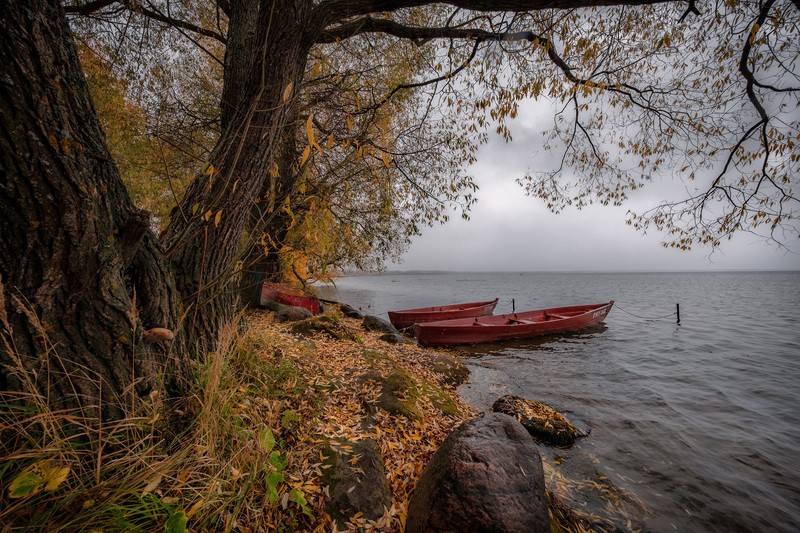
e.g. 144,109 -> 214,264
507,318 -> 534,325
545,313 -> 571,320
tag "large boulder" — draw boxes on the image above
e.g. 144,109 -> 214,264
361,315 -> 397,335
492,395 -> 581,447
406,412 -> 550,533
322,439 -> 391,526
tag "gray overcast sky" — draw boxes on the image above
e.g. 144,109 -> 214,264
394,99 -> 800,272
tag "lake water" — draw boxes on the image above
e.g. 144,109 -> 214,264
316,271 -> 800,532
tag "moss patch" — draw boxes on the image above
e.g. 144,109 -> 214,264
359,349 -> 462,419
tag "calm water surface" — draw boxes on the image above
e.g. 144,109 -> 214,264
317,271 -> 800,532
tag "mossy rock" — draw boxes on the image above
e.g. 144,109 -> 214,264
321,439 -> 391,526
277,305 -> 313,322
359,359 -> 460,419
288,315 -> 357,341
492,395 -> 579,447
375,369 -> 423,420
418,380 -> 460,417
421,353 -> 470,387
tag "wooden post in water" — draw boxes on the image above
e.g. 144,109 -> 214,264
676,303 -> 681,325
512,298 -> 516,313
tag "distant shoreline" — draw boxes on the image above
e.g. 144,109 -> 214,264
333,268 -> 800,277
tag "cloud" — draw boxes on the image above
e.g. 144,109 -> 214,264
395,98 -> 800,272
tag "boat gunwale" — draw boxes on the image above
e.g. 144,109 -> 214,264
388,298 -> 499,316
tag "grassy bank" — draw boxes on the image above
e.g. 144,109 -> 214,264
1,309 -> 473,531
2,305 -> 641,532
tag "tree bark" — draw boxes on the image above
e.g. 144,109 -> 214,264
0,0 -> 319,414
161,0 -> 315,340
239,103 -> 304,308
0,0 -> 181,418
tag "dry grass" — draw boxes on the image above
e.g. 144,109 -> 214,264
0,306 -> 474,532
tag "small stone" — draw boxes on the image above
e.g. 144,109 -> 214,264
277,305 -> 313,322
340,303 -> 363,318
362,315 -> 397,334
379,332 -> 408,344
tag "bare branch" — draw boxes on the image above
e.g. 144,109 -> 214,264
120,0 -> 227,44
64,0 -> 118,15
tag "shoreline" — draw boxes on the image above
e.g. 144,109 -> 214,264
250,302 -> 639,531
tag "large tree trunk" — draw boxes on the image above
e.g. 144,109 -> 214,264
1,0 -> 320,414
161,0 -> 314,342
0,0 -> 181,418
239,106 -> 304,308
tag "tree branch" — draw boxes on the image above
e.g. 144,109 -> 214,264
64,0 -> 118,15
317,0 -> 672,21
120,0 -> 227,44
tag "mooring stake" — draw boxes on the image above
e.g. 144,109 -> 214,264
676,303 -> 681,325
512,298 -> 516,313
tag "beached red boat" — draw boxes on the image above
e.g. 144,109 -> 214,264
387,298 -> 499,329
261,282 -> 320,314
414,301 -> 614,347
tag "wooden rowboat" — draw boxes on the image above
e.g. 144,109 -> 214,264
261,282 -> 320,314
414,301 -> 614,347
388,298 -> 499,329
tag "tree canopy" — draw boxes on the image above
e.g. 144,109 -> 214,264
1,0 -> 797,414
68,0 -> 798,261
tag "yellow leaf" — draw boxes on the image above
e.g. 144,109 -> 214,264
8,460 -> 72,499
142,473 -> 163,496
282,82 -> 293,102
9,471 -> 43,499
205,164 -> 215,176
268,162 -> 279,177
305,114 -> 315,148
312,62 -> 321,77
346,115 -> 353,133
749,23 -> 760,44
186,498 -> 205,519
42,463 -> 71,491
381,153 -> 391,168
214,210 -> 222,227
300,145 -> 311,167
326,134 -> 334,150
204,210 -> 212,221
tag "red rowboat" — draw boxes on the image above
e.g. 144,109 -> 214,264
261,282 -> 320,314
414,301 -> 614,347
388,298 -> 499,329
